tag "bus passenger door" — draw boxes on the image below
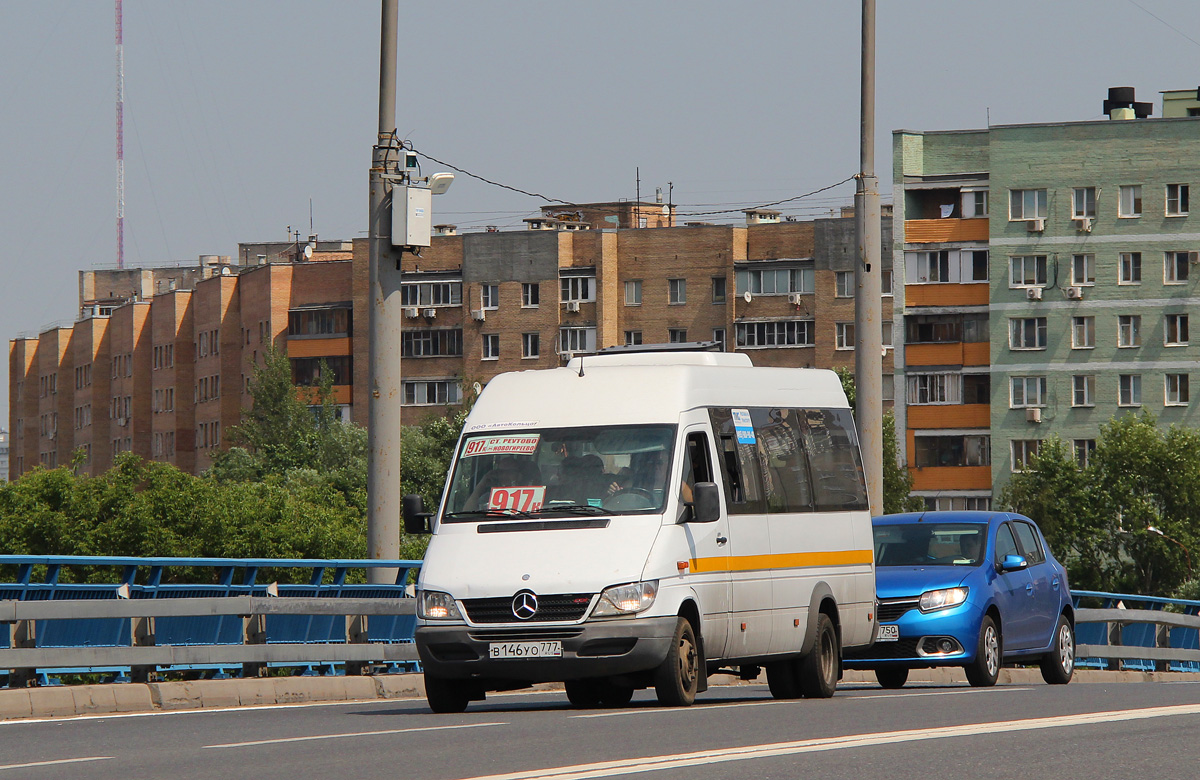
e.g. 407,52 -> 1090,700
680,427 -> 731,660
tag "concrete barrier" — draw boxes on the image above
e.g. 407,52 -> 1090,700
4,667 -> 1200,721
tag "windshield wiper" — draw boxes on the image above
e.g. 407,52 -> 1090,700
444,509 -> 538,520
539,504 -> 606,516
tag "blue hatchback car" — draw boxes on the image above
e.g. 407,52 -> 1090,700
843,511 -> 1075,688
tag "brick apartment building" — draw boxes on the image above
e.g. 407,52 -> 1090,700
9,211 -> 895,479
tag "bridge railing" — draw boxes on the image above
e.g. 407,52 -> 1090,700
0,555 -> 422,685
1072,590 -> 1200,672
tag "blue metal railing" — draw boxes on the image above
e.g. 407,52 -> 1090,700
1072,590 -> 1200,673
0,556 -> 422,681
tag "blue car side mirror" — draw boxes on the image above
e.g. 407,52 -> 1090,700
998,554 -> 1028,573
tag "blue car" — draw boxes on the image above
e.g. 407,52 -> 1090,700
843,511 -> 1075,688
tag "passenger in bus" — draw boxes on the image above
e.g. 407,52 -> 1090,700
464,457 -> 524,510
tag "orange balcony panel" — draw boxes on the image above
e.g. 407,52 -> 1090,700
910,466 -> 992,492
963,342 -> 990,366
287,337 -> 352,358
905,284 -> 989,307
904,218 -> 990,244
295,384 -> 352,405
906,343 -> 964,365
908,404 -> 990,429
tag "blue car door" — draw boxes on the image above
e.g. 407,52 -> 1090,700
1012,520 -> 1057,647
993,521 -> 1036,651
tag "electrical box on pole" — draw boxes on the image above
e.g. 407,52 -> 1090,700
393,185 -> 433,248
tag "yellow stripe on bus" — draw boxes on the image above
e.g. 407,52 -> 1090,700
690,549 -> 874,574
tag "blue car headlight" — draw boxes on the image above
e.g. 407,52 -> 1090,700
918,587 -> 968,613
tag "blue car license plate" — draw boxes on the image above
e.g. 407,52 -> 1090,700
876,624 -> 899,642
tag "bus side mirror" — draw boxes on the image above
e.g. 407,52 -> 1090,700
403,494 -> 433,534
689,482 -> 721,524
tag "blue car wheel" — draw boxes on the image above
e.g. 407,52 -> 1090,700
1039,615 -> 1075,685
965,615 -> 1001,687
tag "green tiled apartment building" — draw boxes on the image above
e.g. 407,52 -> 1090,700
894,88 -> 1200,504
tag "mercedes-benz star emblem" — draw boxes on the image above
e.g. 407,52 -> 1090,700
512,591 -> 538,620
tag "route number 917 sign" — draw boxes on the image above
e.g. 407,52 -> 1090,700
488,486 -> 546,513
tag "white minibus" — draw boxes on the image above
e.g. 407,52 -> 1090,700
404,347 -> 876,712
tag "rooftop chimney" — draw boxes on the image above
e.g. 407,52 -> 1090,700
1103,86 -> 1153,120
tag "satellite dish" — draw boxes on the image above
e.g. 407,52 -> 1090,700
743,290 -> 752,303
472,382 -> 482,395
303,244 -> 313,259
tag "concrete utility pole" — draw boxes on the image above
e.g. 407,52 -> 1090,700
367,0 -> 402,581
855,0 -> 884,514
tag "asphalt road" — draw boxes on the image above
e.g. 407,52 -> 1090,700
4,679 -> 1200,779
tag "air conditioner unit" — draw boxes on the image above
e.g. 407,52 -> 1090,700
403,307 -> 420,319
470,309 -> 486,322
422,308 -> 437,319
787,292 -> 805,305
1026,286 -> 1043,301
566,300 -> 581,313
1026,218 -> 1046,232
1190,251 -> 1200,265
1073,217 -> 1093,232
1065,286 -> 1084,300
116,417 -> 128,428
1025,407 -> 1043,423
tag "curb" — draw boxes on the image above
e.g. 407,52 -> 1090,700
4,667 -> 1200,721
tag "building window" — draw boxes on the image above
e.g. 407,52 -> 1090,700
522,283 -> 540,308
401,329 -> 463,357
1009,255 -> 1048,287
288,308 -> 351,337
1072,254 -> 1095,286
914,435 -> 990,468
1166,314 -> 1190,346
1167,183 -> 1190,216
882,321 -> 893,348
711,277 -> 727,304
638,216 -> 648,229
403,379 -> 462,406
668,328 -> 688,343
1009,189 -> 1047,220
1118,315 -> 1141,348
401,280 -> 462,307
882,269 -> 894,295
1119,185 -> 1142,218
969,251 -> 989,283
560,326 -> 597,354
1119,374 -> 1142,406
290,356 -> 352,385
625,280 -> 642,306
1072,375 -> 1095,407
481,284 -> 499,310
1167,374 -> 1190,406
1072,187 -> 1096,218
835,323 -> 855,350
1011,440 -> 1042,472
1165,251 -> 1191,284
668,278 -> 687,305
735,320 -> 814,348
835,271 -> 853,297
962,189 -> 988,218
560,276 -> 595,303
1011,376 -> 1048,408
1073,440 -> 1096,468
735,266 -> 814,296
624,330 -> 642,346
1119,252 -> 1142,284
908,373 -> 960,405
1009,317 -> 1048,350
482,333 -> 500,360
1072,316 -> 1095,349
712,328 -> 726,351
882,374 -> 895,402
913,250 -> 950,283
522,332 -> 539,359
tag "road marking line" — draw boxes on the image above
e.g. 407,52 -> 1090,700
0,757 -> 113,771
202,721 -> 505,749
848,686 -> 1029,700
453,703 -> 1200,780
572,700 -> 786,719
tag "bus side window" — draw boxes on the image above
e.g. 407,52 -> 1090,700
717,434 -> 744,504
800,408 -> 869,511
684,431 -> 714,485
709,407 -> 766,513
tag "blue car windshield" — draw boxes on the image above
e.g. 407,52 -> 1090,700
874,523 -> 985,567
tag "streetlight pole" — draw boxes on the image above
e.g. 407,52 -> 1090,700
367,0 -> 402,582
855,0 -> 884,515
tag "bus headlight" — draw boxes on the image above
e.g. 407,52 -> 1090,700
592,581 -> 658,617
418,590 -> 464,621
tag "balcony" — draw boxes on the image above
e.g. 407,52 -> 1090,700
906,342 -> 989,367
905,284 -> 989,308
907,404 -> 990,430
905,218 -> 989,244
910,466 -> 992,492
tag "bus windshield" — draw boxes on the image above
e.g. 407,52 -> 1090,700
442,425 -> 677,520
874,523 -> 986,567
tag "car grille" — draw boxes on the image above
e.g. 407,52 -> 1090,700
877,597 -> 920,623
844,638 -> 921,661
461,593 -> 593,624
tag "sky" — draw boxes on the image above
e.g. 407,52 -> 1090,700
3,0 -> 1200,416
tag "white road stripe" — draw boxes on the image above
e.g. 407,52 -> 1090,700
848,686 -> 1029,701
0,756 -> 113,771
454,703 -> 1200,780
203,721 -> 505,749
